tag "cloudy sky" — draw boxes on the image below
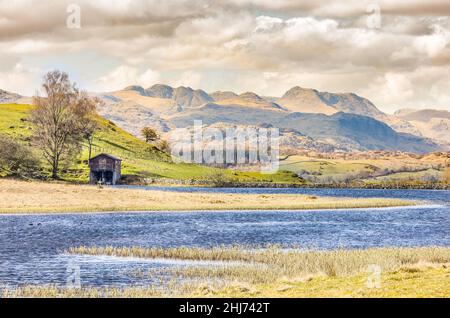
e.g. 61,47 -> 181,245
1,0 -> 450,113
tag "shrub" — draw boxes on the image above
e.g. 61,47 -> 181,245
203,171 -> 228,187
0,134 -> 41,178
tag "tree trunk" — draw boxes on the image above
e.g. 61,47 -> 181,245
52,161 -> 58,179
88,136 -> 93,161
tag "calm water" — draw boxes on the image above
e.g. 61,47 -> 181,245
0,188 -> 448,288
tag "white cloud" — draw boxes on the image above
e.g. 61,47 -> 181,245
383,73 -> 414,102
93,65 -> 160,91
0,1 -> 449,111
139,68 -> 161,87
254,16 -> 283,32
169,71 -> 203,88
414,25 -> 450,57
362,66 -> 450,111
9,39 -> 52,54
0,63 -> 42,96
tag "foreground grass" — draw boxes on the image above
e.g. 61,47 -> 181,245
210,266 -> 450,298
0,179 -> 415,213
67,246 -> 450,282
4,247 -> 449,298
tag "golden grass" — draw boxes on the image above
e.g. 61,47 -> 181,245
68,246 -> 450,283
1,286 -> 162,298
208,266 -> 450,298
4,266 -> 448,298
68,245 -> 256,261
0,179 -> 415,213
4,246 -> 450,298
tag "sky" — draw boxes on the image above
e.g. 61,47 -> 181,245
0,0 -> 450,113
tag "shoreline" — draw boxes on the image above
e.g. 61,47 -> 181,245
117,183 -> 450,192
125,180 -> 450,190
4,177 -> 449,191
0,203 -> 432,216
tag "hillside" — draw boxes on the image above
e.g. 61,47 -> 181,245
170,104 -> 439,153
0,89 -> 33,105
276,86 -> 384,118
122,84 -> 213,110
0,104 -> 300,185
280,152 -> 448,187
394,109 -> 450,146
0,89 -> 21,103
214,91 -> 285,110
274,87 -> 420,136
395,109 -> 450,122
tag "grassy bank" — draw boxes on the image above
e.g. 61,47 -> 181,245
0,179 -> 415,213
4,246 -> 449,298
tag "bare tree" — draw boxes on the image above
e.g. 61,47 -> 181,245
30,70 -> 97,179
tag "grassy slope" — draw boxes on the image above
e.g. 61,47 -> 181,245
280,155 -> 447,184
281,158 -> 377,175
0,104 -> 300,184
370,168 -> 441,182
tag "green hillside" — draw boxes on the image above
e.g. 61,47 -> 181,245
0,104 -> 301,185
280,154 -> 446,186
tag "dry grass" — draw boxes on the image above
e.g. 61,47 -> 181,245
4,266 -> 448,298
68,245 -> 257,262
1,286 -> 163,298
4,246 -> 449,298
209,266 -> 450,298
68,246 -> 450,284
0,179 -> 415,213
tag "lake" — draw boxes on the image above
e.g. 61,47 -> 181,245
0,187 -> 448,288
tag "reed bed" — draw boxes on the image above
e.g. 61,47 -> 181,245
68,246 -> 450,284
68,245 -> 257,262
4,246 -> 449,298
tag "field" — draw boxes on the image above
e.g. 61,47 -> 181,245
3,246 -> 449,298
280,154 -> 448,187
0,103 -> 301,185
0,179 -> 414,213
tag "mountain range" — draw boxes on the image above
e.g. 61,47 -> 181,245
95,84 -> 446,153
0,89 -> 22,104
0,89 -> 32,105
1,85 -> 448,154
